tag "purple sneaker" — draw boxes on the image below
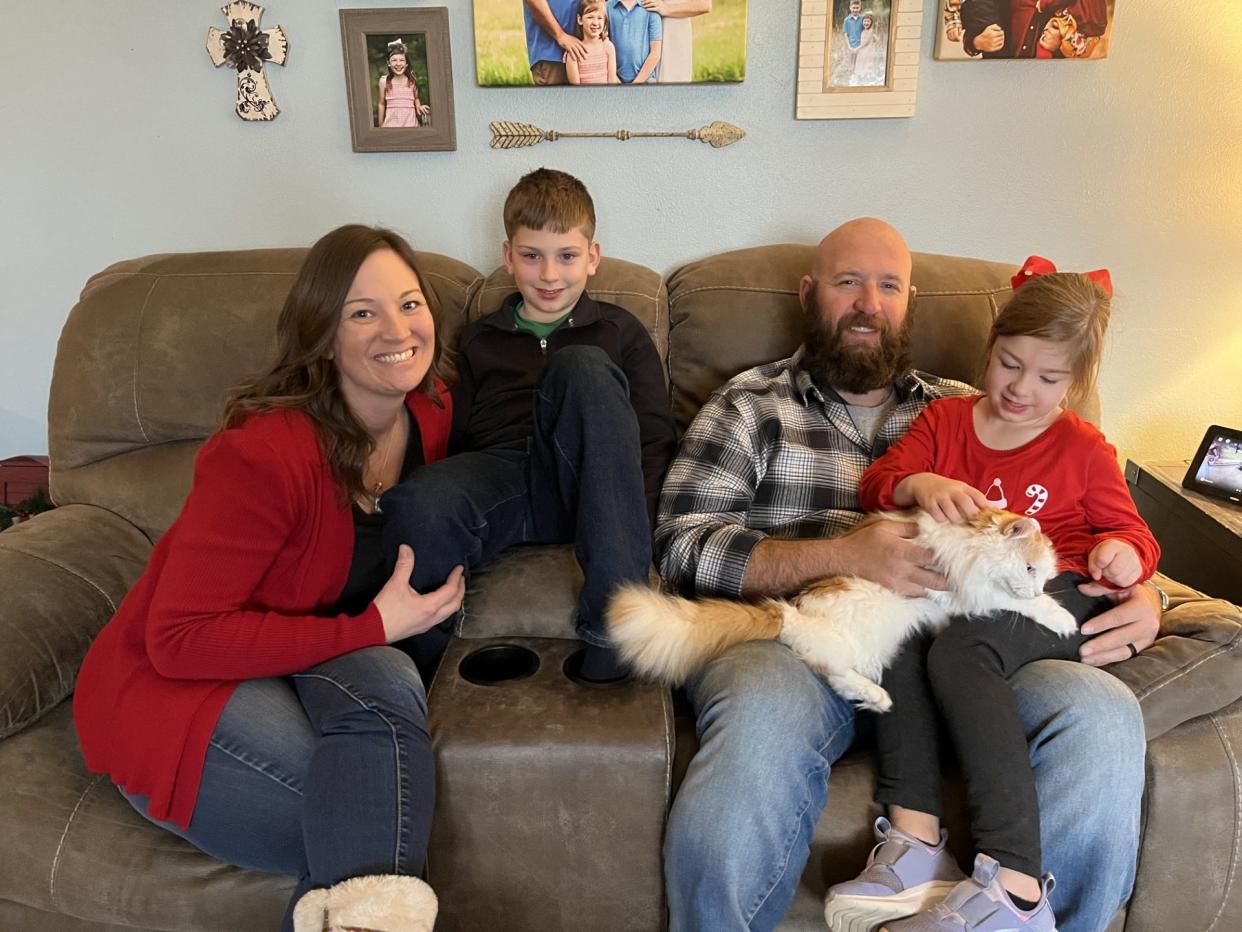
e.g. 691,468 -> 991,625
880,853 -> 1058,932
824,817 -> 967,932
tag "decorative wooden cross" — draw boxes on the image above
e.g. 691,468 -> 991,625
206,2 -> 288,121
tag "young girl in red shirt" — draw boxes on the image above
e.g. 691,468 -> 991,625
825,259 -> 1159,932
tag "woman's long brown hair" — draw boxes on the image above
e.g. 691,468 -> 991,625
222,225 -> 453,505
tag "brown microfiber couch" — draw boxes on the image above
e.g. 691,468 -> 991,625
1,244 -> 1240,932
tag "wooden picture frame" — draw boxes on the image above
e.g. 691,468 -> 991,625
340,8 -> 456,152
796,0 -> 922,120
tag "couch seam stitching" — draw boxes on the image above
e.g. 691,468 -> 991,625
1133,634 -> 1242,702
2,547 -> 119,613
131,278 -> 159,444
49,774 -> 105,907
1206,712 -> 1241,931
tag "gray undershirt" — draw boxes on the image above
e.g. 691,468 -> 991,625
846,392 -> 897,445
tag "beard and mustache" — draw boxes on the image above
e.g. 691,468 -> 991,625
800,295 -> 914,395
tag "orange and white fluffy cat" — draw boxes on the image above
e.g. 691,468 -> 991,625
607,509 -> 1077,712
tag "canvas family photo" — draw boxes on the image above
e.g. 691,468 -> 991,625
827,0 -> 893,89
473,0 -> 747,86
936,0 -> 1117,60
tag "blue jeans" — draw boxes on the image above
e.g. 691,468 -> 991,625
663,643 -> 1144,932
120,646 -> 434,931
381,345 -> 651,646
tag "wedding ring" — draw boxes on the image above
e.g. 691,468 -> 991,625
1126,643 -> 1138,659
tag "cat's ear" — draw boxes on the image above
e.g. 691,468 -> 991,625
1002,516 -> 1042,539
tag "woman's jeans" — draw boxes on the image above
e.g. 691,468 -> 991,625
663,640 -> 1145,932
121,646 -> 434,931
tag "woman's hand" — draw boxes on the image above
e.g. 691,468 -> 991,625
897,473 -> 989,524
373,545 -> 465,642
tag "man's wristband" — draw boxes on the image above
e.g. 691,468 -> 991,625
1144,578 -> 1170,613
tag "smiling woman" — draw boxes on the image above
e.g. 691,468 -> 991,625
72,225 -> 468,931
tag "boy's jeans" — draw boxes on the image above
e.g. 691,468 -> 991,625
664,642 -> 1144,932
381,345 -> 652,647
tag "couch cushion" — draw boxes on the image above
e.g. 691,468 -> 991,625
0,505 -> 150,739
1107,575 -> 1242,740
664,244 -> 1100,433
50,248 -> 482,540
470,256 -> 668,368
0,703 -> 292,929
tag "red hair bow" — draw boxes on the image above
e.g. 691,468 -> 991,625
1011,255 -> 1113,297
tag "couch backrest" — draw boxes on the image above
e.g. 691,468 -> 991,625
663,244 -> 1100,433
49,248 -> 483,541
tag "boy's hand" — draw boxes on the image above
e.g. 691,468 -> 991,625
898,473 -> 989,524
1088,539 -> 1143,588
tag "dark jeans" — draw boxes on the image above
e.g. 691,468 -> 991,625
874,572 -> 1112,878
120,646 -> 435,931
381,346 -> 652,647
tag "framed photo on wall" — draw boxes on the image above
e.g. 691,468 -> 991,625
472,0 -> 748,87
340,8 -> 456,152
796,0 -> 922,119
935,0 -> 1117,60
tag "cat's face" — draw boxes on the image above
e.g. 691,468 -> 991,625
965,509 -> 1057,599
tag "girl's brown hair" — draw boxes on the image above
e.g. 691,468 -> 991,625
385,43 -> 415,89
222,225 -> 453,504
985,271 -> 1111,410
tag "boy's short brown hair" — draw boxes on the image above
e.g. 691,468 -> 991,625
503,168 -> 596,240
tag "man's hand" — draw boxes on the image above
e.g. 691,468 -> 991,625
557,31 -> 589,61
1087,539 -> 1143,589
834,520 -> 947,598
971,23 -> 1006,53
1078,578 -> 1161,667
898,473 -> 989,524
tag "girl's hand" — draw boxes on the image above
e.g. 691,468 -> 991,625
641,0 -> 669,13
373,545 -> 465,642
417,103 -> 430,118
899,473 -> 989,524
1088,539 -> 1143,588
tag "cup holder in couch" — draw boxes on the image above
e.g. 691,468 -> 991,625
562,646 -> 631,689
458,644 -> 540,686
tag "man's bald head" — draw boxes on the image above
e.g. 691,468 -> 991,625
811,218 -> 913,284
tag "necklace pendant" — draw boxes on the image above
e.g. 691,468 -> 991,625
373,498 -> 383,515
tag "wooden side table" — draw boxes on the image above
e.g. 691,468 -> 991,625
1126,459 -> 1242,606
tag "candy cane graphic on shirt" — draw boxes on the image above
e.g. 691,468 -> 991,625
1024,484 -> 1049,516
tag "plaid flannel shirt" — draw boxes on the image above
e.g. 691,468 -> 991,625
654,350 -> 976,598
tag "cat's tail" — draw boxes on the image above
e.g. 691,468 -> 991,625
606,585 -> 784,685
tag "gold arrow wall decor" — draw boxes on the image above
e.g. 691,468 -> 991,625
489,120 -> 745,150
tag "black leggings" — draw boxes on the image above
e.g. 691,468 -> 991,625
873,572 -> 1112,878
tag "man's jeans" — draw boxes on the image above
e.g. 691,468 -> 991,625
121,646 -> 434,931
381,345 -> 652,647
664,641 -> 1145,932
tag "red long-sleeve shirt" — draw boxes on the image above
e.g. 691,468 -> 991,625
859,396 -> 1159,580
74,389 -> 451,828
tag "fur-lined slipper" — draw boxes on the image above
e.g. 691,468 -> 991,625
292,874 -> 438,932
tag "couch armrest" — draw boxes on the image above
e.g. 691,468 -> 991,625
0,505 -> 151,739
1107,574 -> 1242,741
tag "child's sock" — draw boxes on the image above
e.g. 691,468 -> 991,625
579,645 -> 628,682
1009,892 -> 1040,911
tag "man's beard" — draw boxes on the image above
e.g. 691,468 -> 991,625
801,300 -> 913,395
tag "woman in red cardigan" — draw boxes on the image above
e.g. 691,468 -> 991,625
73,225 -> 466,932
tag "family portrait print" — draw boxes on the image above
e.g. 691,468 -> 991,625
473,0 -> 748,87
369,34 -> 432,128
827,0 -> 893,89
935,0 -> 1117,60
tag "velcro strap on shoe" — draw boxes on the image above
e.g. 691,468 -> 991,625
958,891 -> 1003,926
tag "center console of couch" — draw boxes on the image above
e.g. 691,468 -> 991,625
1,244 -> 1239,932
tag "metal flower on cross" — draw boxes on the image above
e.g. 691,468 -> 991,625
206,2 -> 288,121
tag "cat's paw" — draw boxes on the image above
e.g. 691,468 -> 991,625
1037,601 -> 1078,637
855,683 -> 893,713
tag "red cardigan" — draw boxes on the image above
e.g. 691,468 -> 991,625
73,389 -> 451,829
859,396 -> 1159,581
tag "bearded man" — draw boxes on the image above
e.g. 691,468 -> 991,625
653,218 -> 1155,932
